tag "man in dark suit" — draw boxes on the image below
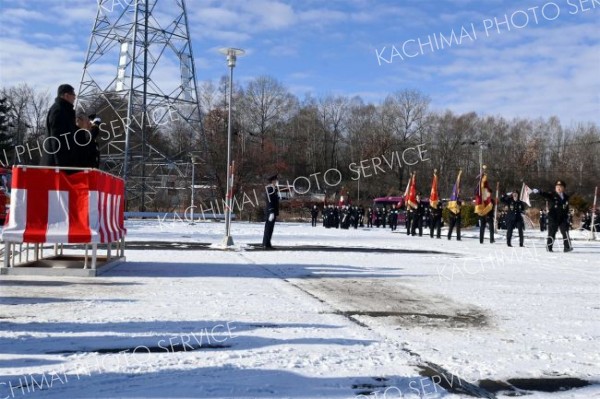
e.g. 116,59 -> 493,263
262,174 -> 279,249
42,84 -> 80,168
533,180 -> 572,252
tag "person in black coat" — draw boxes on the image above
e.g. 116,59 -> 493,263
501,190 -> 526,247
410,194 -> 425,236
310,205 -> 319,227
478,205 -> 495,244
357,206 -> 364,228
429,201 -> 443,239
366,207 -> 373,228
351,206 -> 359,229
375,207 -> 382,228
534,180 -> 572,252
75,112 -> 101,168
389,204 -> 398,231
540,209 -> 547,232
42,84 -> 80,168
447,201 -> 462,241
262,174 -> 279,249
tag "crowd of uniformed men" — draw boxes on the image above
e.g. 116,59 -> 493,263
304,180 -> 595,252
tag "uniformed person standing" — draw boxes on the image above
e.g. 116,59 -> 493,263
447,200 -> 462,241
478,204 -> 495,244
533,180 -> 572,252
310,205 -> 319,227
366,207 -> 373,228
429,201 -> 443,239
262,174 -> 279,249
389,204 -> 398,231
410,193 -> 425,236
501,190 -> 526,247
357,206 -> 364,228
540,209 -> 547,232
351,206 -> 359,229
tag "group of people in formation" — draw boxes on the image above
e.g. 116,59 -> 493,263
307,177 -> 578,253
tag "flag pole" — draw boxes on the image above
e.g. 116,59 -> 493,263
494,181 -> 499,233
590,186 -> 598,240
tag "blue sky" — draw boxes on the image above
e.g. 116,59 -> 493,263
0,0 -> 598,124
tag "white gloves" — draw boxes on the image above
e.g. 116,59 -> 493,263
532,189 -> 539,194
268,213 -> 275,222
506,192 -> 512,196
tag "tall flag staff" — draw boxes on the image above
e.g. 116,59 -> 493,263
447,170 -> 462,215
403,173 -> 411,198
591,186 -> 598,240
494,181 -> 499,232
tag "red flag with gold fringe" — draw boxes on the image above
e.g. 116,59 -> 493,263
475,166 -> 493,216
430,170 -> 439,209
407,173 -> 418,209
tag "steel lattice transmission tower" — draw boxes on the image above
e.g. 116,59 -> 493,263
77,0 -> 210,211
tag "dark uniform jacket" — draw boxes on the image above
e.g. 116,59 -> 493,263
501,195 -> 526,223
42,97 -> 79,167
430,203 -> 443,218
265,185 -> 279,217
78,124 -> 100,168
539,191 -> 569,224
310,207 -> 319,218
410,201 -> 426,217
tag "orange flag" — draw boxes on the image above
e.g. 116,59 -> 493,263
430,170 -> 439,208
407,173 -> 418,209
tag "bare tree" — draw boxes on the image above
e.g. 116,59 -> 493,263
318,95 -> 349,169
240,76 -> 296,150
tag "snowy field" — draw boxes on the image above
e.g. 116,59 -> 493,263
1,219 -> 599,399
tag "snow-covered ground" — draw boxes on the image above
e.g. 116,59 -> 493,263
1,219 -> 599,399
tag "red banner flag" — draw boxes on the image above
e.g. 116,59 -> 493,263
475,166 -> 493,216
407,173 -> 418,209
430,170 -> 439,208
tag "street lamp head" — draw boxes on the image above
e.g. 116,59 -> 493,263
218,47 -> 245,68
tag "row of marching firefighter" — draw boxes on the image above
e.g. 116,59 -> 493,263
308,168 -> 598,253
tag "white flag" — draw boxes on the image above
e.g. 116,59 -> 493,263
520,183 -> 532,206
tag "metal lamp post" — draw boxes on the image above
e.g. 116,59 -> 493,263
462,140 -> 487,176
189,154 -> 196,225
218,47 -> 245,247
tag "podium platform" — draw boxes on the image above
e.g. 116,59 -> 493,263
1,166 -> 126,276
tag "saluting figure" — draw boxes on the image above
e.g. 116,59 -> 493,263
501,190 -> 526,247
533,180 -> 572,252
262,174 -> 279,249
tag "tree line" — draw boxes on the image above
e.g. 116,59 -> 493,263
1,78 -> 598,212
